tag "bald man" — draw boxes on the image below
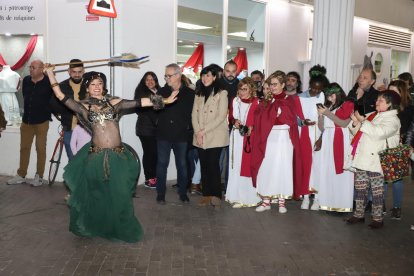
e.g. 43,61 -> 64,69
7,60 -> 53,186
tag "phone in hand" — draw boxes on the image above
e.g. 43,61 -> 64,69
316,103 -> 324,109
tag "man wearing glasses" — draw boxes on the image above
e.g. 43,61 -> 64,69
7,60 -> 53,186
155,63 -> 195,204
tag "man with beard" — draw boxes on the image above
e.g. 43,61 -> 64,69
285,71 -> 302,95
50,59 -> 87,160
251,70 -> 264,98
219,60 -> 239,106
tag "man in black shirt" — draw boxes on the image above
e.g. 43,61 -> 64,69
7,60 -> 53,186
219,60 -> 239,106
156,63 -> 195,204
348,69 -> 379,116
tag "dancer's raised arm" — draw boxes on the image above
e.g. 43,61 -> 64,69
43,64 -> 66,101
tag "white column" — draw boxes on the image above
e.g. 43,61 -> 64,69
311,0 -> 355,91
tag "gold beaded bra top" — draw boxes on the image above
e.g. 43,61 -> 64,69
87,97 -> 119,127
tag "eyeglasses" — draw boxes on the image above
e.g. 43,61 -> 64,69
164,72 -> 179,79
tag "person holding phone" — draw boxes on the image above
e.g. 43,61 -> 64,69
346,90 -> 400,229
316,83 -> 355,213
294,65 -> 329,210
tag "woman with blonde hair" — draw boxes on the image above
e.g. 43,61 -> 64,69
226,77 -> 260,208
250,71 -> 302,213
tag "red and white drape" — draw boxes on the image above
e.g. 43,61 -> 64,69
233,48 -> 248,75
0,35 -> 38,71
183,43 -> 204,73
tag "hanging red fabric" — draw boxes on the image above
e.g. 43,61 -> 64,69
233,48 -> 248,75
183,44 -> 204,73
0,35 -> 38,71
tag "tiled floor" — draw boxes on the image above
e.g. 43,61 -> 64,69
0,175 -> 413,275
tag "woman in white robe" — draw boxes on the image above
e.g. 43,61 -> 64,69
226,77 -> 260,208
316,83 -> 354,212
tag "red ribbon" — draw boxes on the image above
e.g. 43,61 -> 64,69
0,35 -> 38,70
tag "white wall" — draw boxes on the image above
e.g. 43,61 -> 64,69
351,17 -> 369,67
354,0 -> 414,31
247,3 -> 265,43
247,49 -> 265,74
204,44 -> 223,66
267,1 -> 311,76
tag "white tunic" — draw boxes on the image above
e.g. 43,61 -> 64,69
226,98 -> 260,206
299,94 -> 324,192
256,124 -> 293,199
318,109 -> 354,212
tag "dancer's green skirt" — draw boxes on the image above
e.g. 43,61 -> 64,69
64,142 -> 143,243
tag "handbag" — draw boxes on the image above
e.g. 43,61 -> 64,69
378,139 -> 411,182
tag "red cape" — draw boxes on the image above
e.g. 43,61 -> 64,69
331,101 -> 354,174
240,98 -> 259,177
250,94 -> 303,199
292,96 -> 312,196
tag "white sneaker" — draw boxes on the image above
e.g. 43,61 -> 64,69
232,203 -> 243,209
255,203 -> 271,212
279,206 -> 287,214
7,175 -> 25,185
30,174 -> 47,187
310,199 -> 320,211
301,197 -> 310,209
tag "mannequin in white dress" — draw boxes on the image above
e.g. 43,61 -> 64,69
0,65 -> 21,125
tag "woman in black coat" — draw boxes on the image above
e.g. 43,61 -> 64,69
134,72 -> 161,188
387,80 -> 414,220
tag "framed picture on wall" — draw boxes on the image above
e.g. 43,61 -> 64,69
88,0 -> 117,18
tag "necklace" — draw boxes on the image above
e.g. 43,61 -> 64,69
88,97 -> 107,106
237,97 -> 252,125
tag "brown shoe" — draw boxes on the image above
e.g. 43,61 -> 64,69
198,196 -> 211,206
191,184 -> 202,195
368,220 -> 384,229
210,196 -> 221,210
346,216 -> 365,224
210,196 -> 221,207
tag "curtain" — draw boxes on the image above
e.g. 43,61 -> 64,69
233,48 -> 248,75
0,35 -> 38,71
183,44 -> 204,73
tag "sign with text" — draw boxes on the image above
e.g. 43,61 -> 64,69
0,0 -> 45,34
